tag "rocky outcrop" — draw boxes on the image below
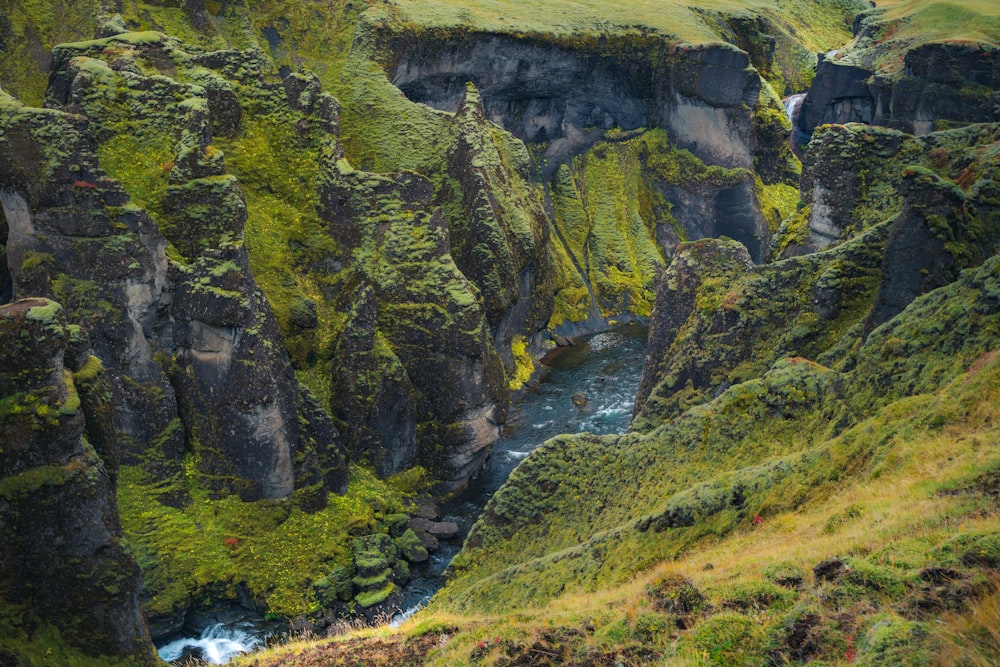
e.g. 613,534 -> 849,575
391,33 -> 765,170
796,41 -> 1000,142
795,54 -> 876,142
391,33 -> 653,152
797,124 -> 919,252
0,85 -> 184,477
0,298 -> 158,665
864,167 -> 974,332
321,159 -> 508,491
633,238 -> 756,420
447,83 -> 554,360
659,42 -> 761,170
2,32 -> 349,501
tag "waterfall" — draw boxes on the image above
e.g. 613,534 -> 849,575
157,623 -> 263,665
784,93 -> 807,125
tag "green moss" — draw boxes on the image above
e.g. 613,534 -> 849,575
507,335 -> 535,391
755,177 -> 800,234
679,612 -> 772,666
859,615 -> 934,666
0,453 -> 94,500
118,463 -> 417,619
0,615 -> 137,667
24,299 -> 62,324
354,582 -> 395,609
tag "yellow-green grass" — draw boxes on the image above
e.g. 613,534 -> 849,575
845,0 -> 1000,75
235,352 -> 1000,665
388,0 -> 860,50
118,464 -> 420,620
875,0 -> 1000,44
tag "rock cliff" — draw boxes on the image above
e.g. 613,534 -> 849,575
8,0 -> 998,661
0,298 -> 158,664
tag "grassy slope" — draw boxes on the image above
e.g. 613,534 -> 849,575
5,0 -> 997,663
388,0 -> 858,48
875,0 -> 1000,44
842,0 -> 1000,75
239,261 -> 1000,665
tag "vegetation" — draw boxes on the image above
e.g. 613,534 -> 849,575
118,463 -> 423,620
3,0 -> 1000,665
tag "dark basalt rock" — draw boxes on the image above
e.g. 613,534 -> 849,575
391,33 -> 652,147
795,55 -> 875,143
391,32 -> 766,171
322,160 -> 508,490
796,42 -> 1000,143
3,34 -> 349,500
0,87 -> 186,474
864,166 -> 978,333
890,42 -> 1000,135
634,238 -> 755,418
447,83 -> 554,362
670,42 -> 760,108
0,299 -> 158,665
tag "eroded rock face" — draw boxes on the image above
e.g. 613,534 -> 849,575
392,33 -> 764,172
795,42 -> 1000,142
0,86 -> 184,475
660,42 -> 761,170
865,165 -> 989,333
321,160 -> 507,491
1,33 -> 348,501
447,83 -> 554,359
0,299 -> 157,665
392,34 -> 652,149
634,238 -> 755,419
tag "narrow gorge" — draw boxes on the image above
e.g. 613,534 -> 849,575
1,0 -> 999,665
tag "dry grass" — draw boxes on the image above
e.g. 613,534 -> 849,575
936,577 -> 1000,667
247,359 -> 1000,665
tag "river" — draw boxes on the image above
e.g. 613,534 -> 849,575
158,324 -> 648,663
394,324 -> 648,617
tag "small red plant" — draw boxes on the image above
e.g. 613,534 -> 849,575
224,537 -> 240,549
72,180 -> 98,189
845,633 -> 857,662
752,515 -> 764,527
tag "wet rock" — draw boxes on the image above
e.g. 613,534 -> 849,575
413,529 -> 439,552
409,517 -> 459,540
571,391 -> 588,408
412,502 -> 440,520
395,529 -> 430,564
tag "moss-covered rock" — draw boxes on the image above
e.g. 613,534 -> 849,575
0,299 -> 158,665
321,159 -> 507,491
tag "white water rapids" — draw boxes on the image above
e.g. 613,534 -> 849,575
157,623 -> 262,664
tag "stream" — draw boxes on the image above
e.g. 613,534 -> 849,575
394,324 -> 648,618
157,324 -> 648,663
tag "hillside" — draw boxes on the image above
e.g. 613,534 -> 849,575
1,0 -> 999,665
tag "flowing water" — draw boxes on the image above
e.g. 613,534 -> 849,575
394,324 -> 648,618
158,324 -> 648,660
157,621 -> 268,664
